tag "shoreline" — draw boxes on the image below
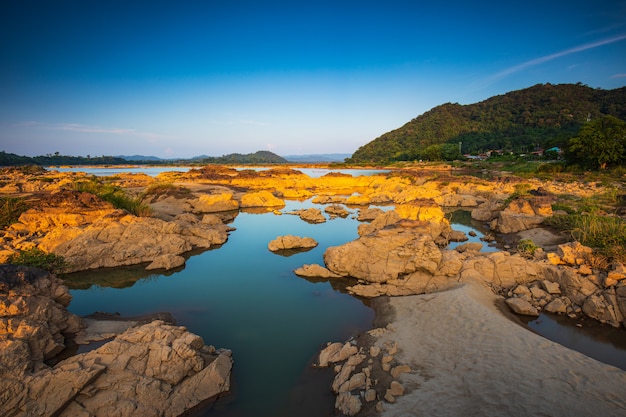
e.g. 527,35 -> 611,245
366,283 -> 626,417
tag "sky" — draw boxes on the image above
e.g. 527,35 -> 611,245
1,0 -> 625,159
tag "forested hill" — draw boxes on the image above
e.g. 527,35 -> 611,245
349,83 -> 626,163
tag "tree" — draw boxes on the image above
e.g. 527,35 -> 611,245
568,115 -> 626,169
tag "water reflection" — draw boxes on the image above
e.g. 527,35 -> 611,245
522,313 -> 626,371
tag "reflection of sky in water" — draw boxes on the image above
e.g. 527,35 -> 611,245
67,200 -> 372,417
48,166 -> 389,178
525,313 -> 626,371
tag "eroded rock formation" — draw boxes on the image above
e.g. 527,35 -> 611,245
0,266 -> 232,417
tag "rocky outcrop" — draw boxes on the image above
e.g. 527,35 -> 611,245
0,266 -> 233,417
491,197 -> 554,234
0,265 -> 82,372
268,235 -> 318,252
240,190 -> 285,208
324,226 -> 442,283
188,192 -> 240,213
36,212 -> 230,272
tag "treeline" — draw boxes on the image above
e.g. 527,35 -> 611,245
0,150 -> 288,167
0,152 -> 128,166
349,83 -> 626,164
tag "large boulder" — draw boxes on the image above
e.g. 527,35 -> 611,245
491,197 -> 554,234
324,227 -> 442,283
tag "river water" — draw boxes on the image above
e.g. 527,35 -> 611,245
58,167 -> 626,416
64,198 -> 375,417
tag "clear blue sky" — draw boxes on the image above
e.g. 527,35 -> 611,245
1,0 -> 625,158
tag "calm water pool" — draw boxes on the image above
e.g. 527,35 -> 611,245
64,199 -> 374,416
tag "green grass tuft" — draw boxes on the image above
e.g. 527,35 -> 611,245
7,247 -> 68,274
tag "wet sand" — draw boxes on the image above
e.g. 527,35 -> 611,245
371,284 -> 626,417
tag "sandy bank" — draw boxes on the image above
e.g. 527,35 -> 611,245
374,284 -> 626,417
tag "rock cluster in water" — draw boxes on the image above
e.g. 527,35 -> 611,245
0,265 -> 233,417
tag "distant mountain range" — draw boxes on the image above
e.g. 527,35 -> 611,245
116,153 -> 351,163
349,83 -> 626,163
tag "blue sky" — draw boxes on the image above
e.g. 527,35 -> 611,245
1,0 -> 625,159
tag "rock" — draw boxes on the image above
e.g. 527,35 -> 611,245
365,388 -> 377,402
240,190 -> 285,208
391,364 -> 411,378
318,342 -> 358,367
357,208 -> 384,222
544,298 -> 569,314
505,297 -> 540,316
544,266 -> 599,306
268,235 -> 318,252
558,242 -> 593,266
338,372 -> 366,393
608,264 -> 626,282
384,390 -> 396,403
324,204 -> 350,218
442,229 -> 469,242
294,264 -> 343,279
291,208 -> 326,224
388,380 -> 405,396
335,392 -> 362,416
145,254 -> 186,271
513,285 -> 532,297
494,211 -> 545,234
529,286 -> 550,300
357,210 -> 401,236
541,280 -> 561,295
324,228 -> 442,283
455,242 -> 483,252
462,251 -> 545,288
189,192 -> 239,213
369,346 -> 381,357
582,293 -> 624,327
57,321 -> 232,417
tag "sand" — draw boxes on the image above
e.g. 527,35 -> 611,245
374,283 -> 626,417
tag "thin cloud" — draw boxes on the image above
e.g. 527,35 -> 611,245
611,73 -> 626,78
488,34 -> 626,82
19,121 -> 166,140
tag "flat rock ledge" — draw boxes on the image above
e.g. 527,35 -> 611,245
0,266 -> 233,417
267,235 -> 318,252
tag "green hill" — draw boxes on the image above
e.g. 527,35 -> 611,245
349,83 -> 626,163
196,150 -> 287,164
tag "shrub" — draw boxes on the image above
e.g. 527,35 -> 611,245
7,247 -> 68,274
545,214 -> 626,263
73,178 -> 152,217
517,239 -> 539,257
0,197 -> 29,227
